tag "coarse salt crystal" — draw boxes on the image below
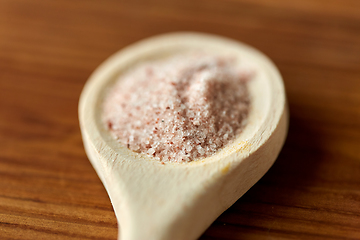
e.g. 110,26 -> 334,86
147,148 -> 155,155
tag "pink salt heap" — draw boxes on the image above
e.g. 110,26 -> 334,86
103,53 -> 252,163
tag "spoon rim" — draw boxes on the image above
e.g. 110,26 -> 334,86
79,31 -> 286,167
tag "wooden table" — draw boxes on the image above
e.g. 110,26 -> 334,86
1,0 -> 360,239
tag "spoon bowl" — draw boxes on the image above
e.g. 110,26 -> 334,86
79,32 -> 288,240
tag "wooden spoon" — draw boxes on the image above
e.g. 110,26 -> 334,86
79,32 -> 288,240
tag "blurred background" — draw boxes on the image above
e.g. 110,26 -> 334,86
1,0 -> 360,239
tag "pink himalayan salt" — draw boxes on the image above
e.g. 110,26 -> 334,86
103,53 -> 252,163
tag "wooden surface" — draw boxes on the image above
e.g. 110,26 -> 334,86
1,0 -> 360,239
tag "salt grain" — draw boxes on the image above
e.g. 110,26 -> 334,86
103,53 -> 252,163
147,148 -> 155,155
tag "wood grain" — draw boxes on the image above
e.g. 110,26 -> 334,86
0,0 -> 360,239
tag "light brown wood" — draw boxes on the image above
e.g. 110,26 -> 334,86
1,0 -> 360,239
79,33 -> 288,240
